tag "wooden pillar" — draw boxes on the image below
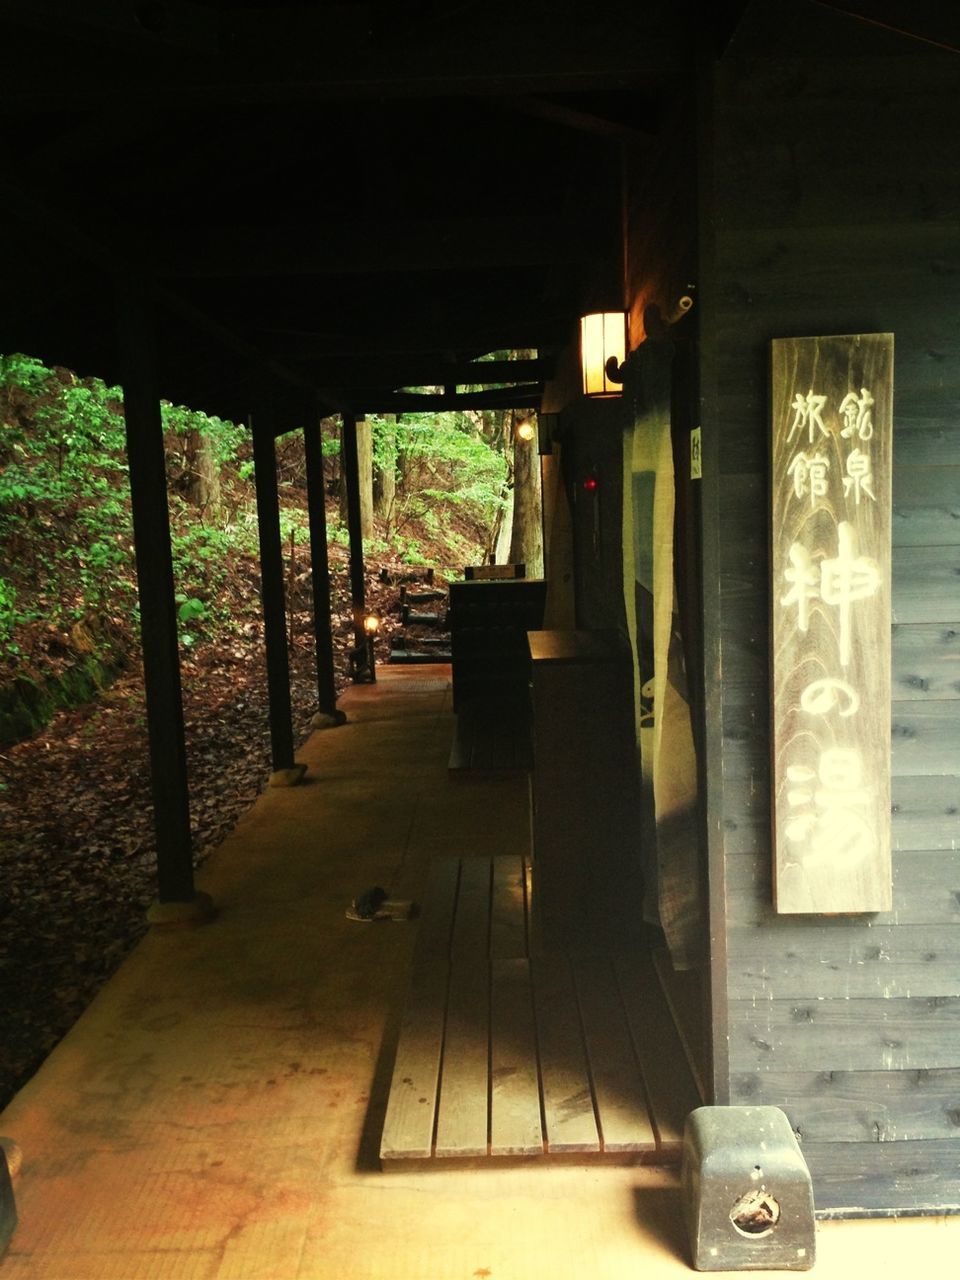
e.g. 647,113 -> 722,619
341,413 -> 368,654
115,280 -> 212,923
304,412 -> 343,725
251,403 -> 306,786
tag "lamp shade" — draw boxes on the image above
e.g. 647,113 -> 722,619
580,311 -> 626,397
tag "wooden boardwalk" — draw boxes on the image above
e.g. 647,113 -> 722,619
380,855 -> 702,1168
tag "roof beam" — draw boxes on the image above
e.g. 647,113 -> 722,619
0,175 -> 350,411
348,384 -> 544,416
0,9 -> 679,110
494,94 -> 659,143
281,356 -> 554,391
262,316 -> 565,361
156,216 -> 589,279
0,0 -> 221,52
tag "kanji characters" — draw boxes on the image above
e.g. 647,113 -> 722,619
843,447 -> 876,504
787,389 -> 829,444
838,387 -> 874,441
820,522 -> 881,665
788,451 -> 830,505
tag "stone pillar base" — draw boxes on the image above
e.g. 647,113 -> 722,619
146,890 -> 216,928
0,1140 -> 21,1181
310,709 -> 347,730
268,763 -> 308,787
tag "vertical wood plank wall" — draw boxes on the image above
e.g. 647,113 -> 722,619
704,41 -> 960,1215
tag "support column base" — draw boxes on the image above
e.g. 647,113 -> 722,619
310,709 -> 347,730
0,1140 -> 21,1182
268,763 -> 308,787
146,891 -> 216,928
0,1140 -> 16,1259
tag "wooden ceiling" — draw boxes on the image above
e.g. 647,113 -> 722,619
0,0 -> 711,420
1,2 -> 952,420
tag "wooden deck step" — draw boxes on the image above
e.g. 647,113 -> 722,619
380,855 -> 700,1169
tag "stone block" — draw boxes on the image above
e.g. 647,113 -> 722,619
682,1105 -> 815,1271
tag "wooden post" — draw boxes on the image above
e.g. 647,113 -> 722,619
115,280 -> 212,923
251,403 -> 306,786
304,411 -> 343,725
341,413 -> 368,657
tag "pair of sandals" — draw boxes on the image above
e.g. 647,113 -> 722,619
346,885 -> 416,922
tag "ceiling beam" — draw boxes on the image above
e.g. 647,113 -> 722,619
348,384 -> 544,416
261,315 -> 566,361
0,175 -> 351,411
155,216 -> 590,279
0,9 -> 680,110
809,0 -> 960,54
281,356 -> 554,390
0,0 -> 221,52
494,94 -> 658,143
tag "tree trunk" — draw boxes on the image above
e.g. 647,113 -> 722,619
178,426 -> 221,517
373,413 -> 397,534
339,416 -> 374,539
508,410 -> 543,574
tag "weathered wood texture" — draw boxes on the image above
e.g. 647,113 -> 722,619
770,333 -> 893,913
701,20 -> 960,1212
380,856 -> 697,1167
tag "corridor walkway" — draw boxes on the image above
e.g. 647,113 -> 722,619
1,666 -> 957,1278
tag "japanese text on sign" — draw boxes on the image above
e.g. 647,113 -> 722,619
770,336 -> 893,914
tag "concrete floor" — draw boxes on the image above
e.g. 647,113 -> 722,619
1,665 -> 958,1278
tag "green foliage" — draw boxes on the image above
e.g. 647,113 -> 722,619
0,352 -> 250,667
0,578 -> 17,648
161,402 -> 246,467
368,411 -> 506,554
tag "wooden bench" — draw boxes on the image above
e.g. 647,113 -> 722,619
379,855 -> 702,1168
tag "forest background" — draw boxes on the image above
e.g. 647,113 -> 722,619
0,349 -> 543,1107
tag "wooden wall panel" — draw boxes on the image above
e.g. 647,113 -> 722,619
702,18 -> 960,1211
719,774 -> 960,856
727,923 -> 960,999
726,848 -> 960,928
730,1069 -> 960,1144
803,1141 -> 960,1216
728,997 -> 960,1072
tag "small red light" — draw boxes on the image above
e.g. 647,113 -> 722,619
583,474 -> 599,493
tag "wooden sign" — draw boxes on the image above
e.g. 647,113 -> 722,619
771,334 -> 893,914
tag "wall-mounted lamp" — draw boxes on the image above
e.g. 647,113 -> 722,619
515,417 -> 536,442
580,311 -> 627,397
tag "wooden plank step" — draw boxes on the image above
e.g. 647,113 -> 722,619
652,948 -> 708,1101
490,855 -> 527,959
390,650 -> 453,664
382,855 -> 686,1169
573,956 -> 656,1153
490,958 -> 542,1156
380,959 -> 449,1162
403,608 -> 446,626
615,951 -> 703,1155
451,857 -> 491,958
413,857 -> 461,961
402,588 -> 446,605
532,953 -> 600,1153
434,955 -> 489,1158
